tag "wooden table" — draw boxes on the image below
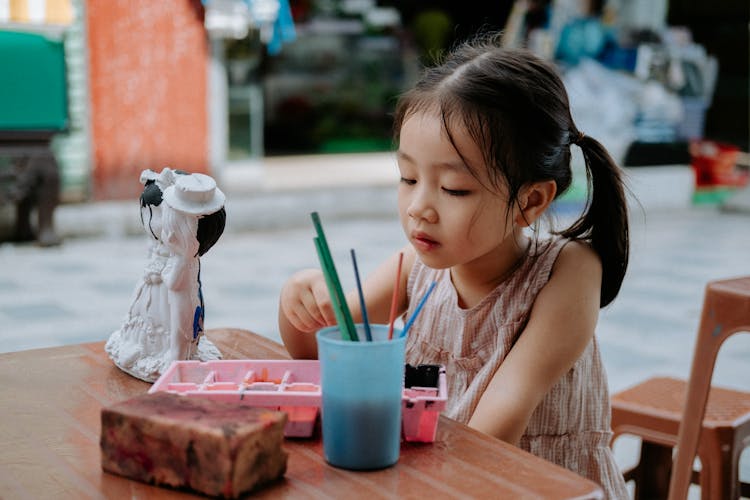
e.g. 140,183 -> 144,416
0,328 -> 604,499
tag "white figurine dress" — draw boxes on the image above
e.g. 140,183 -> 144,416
105,169 -> 223,382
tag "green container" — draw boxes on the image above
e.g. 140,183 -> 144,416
0,30 -> 68,131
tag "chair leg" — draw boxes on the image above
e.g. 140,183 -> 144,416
695,460 -> 714,500
735,432 -> 750,499
632,441 -> 673,500
741,481 -> 750,499
696,429 -> 740,500
725,440 -> 743,500
669,277 -> 750,500
668,299 -> 723,499
697,456 -> 737,500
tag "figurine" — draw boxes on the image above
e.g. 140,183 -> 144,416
105,168 -> 226,382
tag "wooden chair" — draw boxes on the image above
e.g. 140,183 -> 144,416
610,276 -> 750,500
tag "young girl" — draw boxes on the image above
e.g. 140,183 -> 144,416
279,34 -> 629,498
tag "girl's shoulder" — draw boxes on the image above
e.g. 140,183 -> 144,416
553,238 -> 601,277
529,235 -> 598,269
519,236 -> 598,294
540,237 -> 603,310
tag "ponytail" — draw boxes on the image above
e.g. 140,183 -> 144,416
558,133 -> 629,307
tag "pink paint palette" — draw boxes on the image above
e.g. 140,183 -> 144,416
149,360 -> 447,442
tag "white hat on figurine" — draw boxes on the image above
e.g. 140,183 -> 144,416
140,167 -> 177,191
163,173 -> 225,216
140,169 -> 159,184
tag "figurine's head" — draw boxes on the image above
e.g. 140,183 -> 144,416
138,169 -> 176,240
162,173 -> 226,256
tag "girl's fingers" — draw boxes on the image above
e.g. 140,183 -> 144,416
280,268 -> 338,333
289,310 -> 319,333
299,289 -> 327,330
311,280 -> 337,326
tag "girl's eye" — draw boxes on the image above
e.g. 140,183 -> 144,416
400,177 -> 416,186
443,188 -> 470,197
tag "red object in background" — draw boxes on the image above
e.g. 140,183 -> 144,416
690,140 -> 749,188
87,0 -> 209,201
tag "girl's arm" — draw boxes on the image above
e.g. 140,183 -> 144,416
279,245 -> 415,359
468,241 -> 602,445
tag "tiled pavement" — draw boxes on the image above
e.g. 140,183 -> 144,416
1,157 -> 749,491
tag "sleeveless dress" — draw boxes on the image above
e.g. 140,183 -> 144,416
404,236 -> 628,499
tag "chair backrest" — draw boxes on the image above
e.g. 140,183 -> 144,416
668,276 -> 750,500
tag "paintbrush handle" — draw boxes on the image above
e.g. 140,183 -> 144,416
400,280 -> 437,338
311,213 -> 358,341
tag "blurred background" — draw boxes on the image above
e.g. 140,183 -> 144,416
0,0 -> 747,224
1,3 -> 749,491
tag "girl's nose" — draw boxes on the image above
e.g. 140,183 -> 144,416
406,191 -> 438,223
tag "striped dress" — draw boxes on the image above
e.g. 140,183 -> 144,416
404,236 -> 628,499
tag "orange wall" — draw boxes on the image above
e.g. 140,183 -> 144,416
87,0 -> 209,200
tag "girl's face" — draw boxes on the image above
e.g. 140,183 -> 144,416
397,110 -> 524,274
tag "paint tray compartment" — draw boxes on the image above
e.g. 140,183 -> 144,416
149,359 -> 322,438
150,360 -> 447,441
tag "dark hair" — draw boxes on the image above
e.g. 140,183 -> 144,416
196,208 -> 226,256
393,34 -> 629,307
140,180 -> 163,240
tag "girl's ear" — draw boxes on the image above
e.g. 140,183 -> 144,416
515,180 -> 557,227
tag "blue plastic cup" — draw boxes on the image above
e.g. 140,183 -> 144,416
316,323 -> 405,470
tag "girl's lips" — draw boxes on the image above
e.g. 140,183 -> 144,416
411,231 -> 440,252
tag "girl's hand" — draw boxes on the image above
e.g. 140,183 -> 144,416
278,246 -> 414,359
279,269 -> 337,334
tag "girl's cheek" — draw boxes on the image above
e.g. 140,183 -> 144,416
397,193 -> 410,217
